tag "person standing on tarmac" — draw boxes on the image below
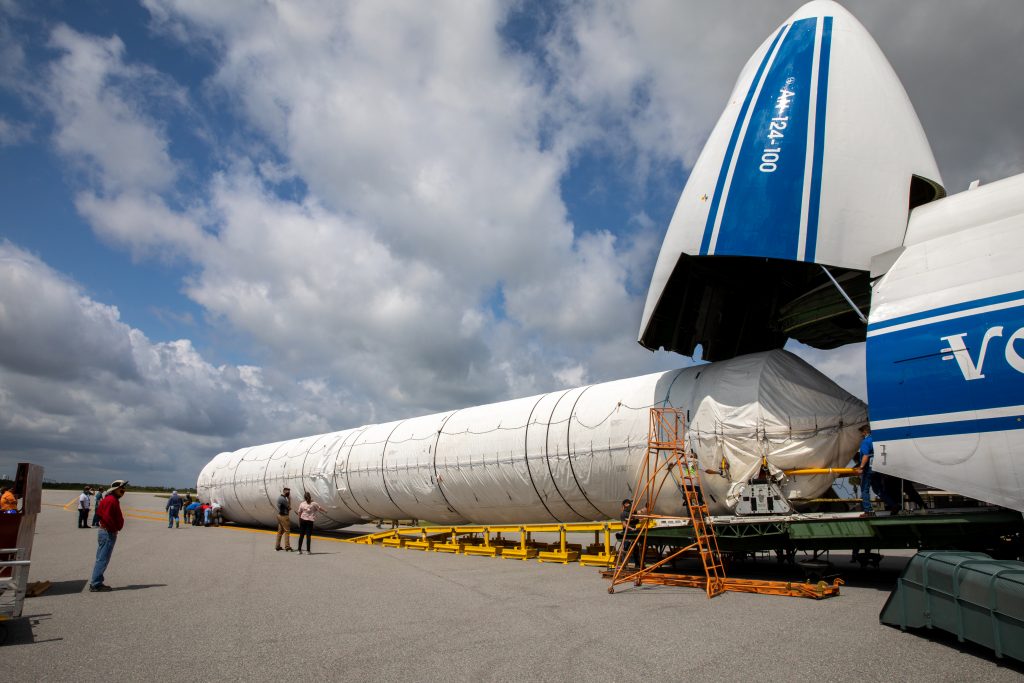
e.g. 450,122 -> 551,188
275,487 -> 293,552
89,479 -> 127,592
166,490 -> 182,528
91,488 -> 103,526
296,492 -> 325,555
77,487 -> 92,528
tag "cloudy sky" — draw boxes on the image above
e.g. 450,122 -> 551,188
1,0 -> 1021,488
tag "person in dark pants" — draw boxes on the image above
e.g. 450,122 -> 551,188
91,488 -> 103,526
190,502 -> 203,526
185,500 -> 199,525
77,487 -> 92,528
296,492 -> 325,555
854,425 -> 899,516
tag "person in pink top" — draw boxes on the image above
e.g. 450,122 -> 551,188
296,492 -> 325,555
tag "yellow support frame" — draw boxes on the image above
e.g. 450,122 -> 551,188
381,536 -> 405,549
347,521 -> 622,567
537,527 -> 579,564
432,527 -> 465,554
580,528 -> 616,567
462,526 -> 503,557
501,528 -> 538,560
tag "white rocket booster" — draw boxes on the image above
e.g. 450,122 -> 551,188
198,350 -> 865,528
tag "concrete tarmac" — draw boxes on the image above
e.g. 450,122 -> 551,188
7,490 -> 1023,681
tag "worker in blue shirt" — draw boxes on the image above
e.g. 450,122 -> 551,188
91,488 -> 103,526
854,424 -> 898,515
185,501 -> 201,525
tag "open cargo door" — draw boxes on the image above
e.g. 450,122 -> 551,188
640,0 -> 943,360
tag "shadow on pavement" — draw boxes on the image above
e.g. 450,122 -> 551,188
34,579 -> 88,596
111,583 -> 167,592
653,553 -> 908,592
884,622 -> 1024,673
221,521 -> 368,541
0,613 -> 62,646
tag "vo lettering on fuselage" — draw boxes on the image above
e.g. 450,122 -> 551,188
941,326 -> 1024,380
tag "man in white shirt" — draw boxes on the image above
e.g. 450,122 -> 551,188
77,486 -> 92,528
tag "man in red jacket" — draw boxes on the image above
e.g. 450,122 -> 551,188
89,479 -> 128,592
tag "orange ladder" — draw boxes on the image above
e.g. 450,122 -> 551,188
677,445 -> 726,597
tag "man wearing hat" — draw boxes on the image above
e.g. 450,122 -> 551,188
77,486 -> 92,528
89,479 -> 128,592
275,487 -> 293,552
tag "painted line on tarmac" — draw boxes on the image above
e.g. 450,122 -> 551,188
44,502 -> 166,521
41,504 -> 166,524
126,512 -> 168,523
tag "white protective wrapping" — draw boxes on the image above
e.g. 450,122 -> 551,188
198,350 -> 866,527
681,351 -> 866,510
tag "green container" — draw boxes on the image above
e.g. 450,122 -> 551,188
880,551 -> 1024,662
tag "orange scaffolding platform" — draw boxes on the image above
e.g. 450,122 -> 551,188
606,408 -> 841,600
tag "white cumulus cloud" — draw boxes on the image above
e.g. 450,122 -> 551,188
0,242 -> 368,485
